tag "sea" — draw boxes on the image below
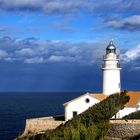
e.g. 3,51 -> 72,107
0,92 -> 83,140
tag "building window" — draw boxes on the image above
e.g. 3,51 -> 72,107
85,98 -> 90,103
73,111 -> 77,117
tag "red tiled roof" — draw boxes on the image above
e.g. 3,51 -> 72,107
63,91 -> 140,107
126,91 -> 140,107
89,93 -> 108,101
89,92 -> 140,107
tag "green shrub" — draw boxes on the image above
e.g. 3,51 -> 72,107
47,91 -> 130,140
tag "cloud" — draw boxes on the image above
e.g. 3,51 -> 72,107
0,0 -> 93,15
121,44 -> 140,62
0,0 -> 42,10
15,48 -> 35,57
1,36 -> 140,71
0,49 -> 8,58
106,15 -> 140,31
50,19 -> 76,32
24,57 -> 44,64
120,44 -> 140,71
48,55 -> 65,62
93,0 -> 140,14
0,27 -> 7,33
1,0 -> 139,15
89,1 -> 140,31
0,36 -> 105,64
0,0 -> 140,19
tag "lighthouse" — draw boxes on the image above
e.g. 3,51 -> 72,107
102,41 -> 121,95
64,41 -> 140,121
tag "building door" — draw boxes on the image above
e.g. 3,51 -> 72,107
73,111 -> 77,117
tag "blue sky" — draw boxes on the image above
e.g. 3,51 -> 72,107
0,0 -> 140,92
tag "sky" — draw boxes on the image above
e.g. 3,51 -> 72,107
0,0 -> 140,92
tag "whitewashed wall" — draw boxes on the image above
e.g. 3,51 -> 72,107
64,94 -> 100,121
103,69 -> 121,95
117,107 -> 140,118
64,94 -> 140,121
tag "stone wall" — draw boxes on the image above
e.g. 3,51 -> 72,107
109,120 -> 140,138
20,118 -> 140,139
22,116 -> 65,136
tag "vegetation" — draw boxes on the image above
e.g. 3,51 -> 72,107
17,91 -> 130,140
123,110 -> 140,119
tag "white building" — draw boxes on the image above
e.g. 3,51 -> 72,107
63,41 -> 140,121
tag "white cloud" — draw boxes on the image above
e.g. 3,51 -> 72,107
47,55 -> 76,63
0,0 -> 42,8
48,55 -> 65,62
0,36 -> 105,64
24,57 -> 44,64
0,0 -> 93,15
15,48 -> 35,57
106,15 -> 140,31
125,15 -> 140,25
121,44 -> 140,62
133,66 -> 140,71
0,50 -> 8,58
4,57 -> 13,62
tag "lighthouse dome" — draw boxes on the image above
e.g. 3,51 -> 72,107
106,41 -> 116,54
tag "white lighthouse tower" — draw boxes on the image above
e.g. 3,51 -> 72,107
102,41 -> 121,95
